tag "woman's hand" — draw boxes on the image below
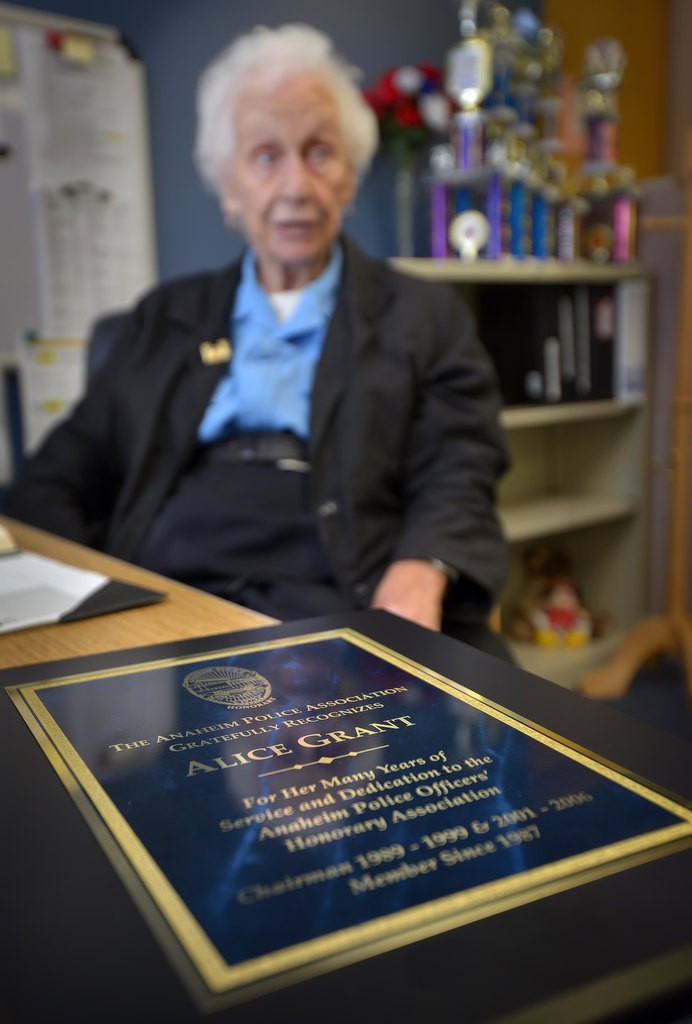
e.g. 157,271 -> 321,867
370,558 -> 448,631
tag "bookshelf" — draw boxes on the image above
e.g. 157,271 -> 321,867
393,258 -> 649,689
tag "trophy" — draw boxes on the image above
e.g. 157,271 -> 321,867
478,1 -> 522,258
555,179 -> 589,262
611,165 -> 638,263
578,37 -> 637,262
481,1 -> 517,120
534,26 -> 565,155
428,143 -> 455,258
580,37 -> 627,170
509,6 -> 542,140
445,0 -> 492,169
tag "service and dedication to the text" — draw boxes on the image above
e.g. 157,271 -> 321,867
8,627 -> 692,1009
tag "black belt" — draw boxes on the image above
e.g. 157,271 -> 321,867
200,433 -> 310,472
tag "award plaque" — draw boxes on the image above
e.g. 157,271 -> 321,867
4,610 -> 692,1018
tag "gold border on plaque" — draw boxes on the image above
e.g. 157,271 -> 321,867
7,627 -> 692,1011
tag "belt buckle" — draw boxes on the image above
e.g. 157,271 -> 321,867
276,457 -> 310,473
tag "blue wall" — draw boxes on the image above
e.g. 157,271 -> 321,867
14,0 -> 542,281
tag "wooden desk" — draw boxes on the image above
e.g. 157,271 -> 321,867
0,516 -> 274,669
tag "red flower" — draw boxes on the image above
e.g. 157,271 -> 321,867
373,69 -> 404,104
363,61 -> 452,158
418,62 -> 442,86
363,88 -> 388,118
394,99 -> 423,127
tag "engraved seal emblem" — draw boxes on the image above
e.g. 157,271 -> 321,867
182,666 -> 274,709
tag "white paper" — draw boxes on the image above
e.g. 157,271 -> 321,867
11,25 -> 156,342
0,550 -> 107,633
16,335 -> 87,454
30,184 -> 134,338
15,27 -> 137,189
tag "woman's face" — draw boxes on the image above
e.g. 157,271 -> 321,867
222,72 -> 356,292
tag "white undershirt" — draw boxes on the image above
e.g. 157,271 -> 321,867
268,288 -> 305,322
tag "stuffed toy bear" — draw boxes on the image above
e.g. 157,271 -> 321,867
509,546 -> 604,647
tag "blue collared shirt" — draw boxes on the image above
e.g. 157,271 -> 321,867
197,245 -> 343,443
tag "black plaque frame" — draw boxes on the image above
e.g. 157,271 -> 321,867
2,609 -> 692,1024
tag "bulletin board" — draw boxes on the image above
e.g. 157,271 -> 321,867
0,3 -> 157,462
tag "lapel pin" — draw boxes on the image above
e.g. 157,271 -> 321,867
199,338 -> 232,365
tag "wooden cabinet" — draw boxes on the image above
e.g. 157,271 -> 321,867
392,258 -> 650,689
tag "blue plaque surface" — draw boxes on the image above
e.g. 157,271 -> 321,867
8,627 -> 692,1009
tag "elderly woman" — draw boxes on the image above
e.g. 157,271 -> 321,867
6,23 -> 511,657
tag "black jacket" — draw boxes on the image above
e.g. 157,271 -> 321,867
6,237 -> 510,620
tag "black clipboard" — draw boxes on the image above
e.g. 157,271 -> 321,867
59,578 -> 165,621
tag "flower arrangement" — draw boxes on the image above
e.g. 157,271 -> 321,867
364,63 -> 454,256
364,63 -> 453,162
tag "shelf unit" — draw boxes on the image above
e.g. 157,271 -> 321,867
392,258 -> 650,690
391,257 -> 646,284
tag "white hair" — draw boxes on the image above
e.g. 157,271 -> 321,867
194,23 -> 379,196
